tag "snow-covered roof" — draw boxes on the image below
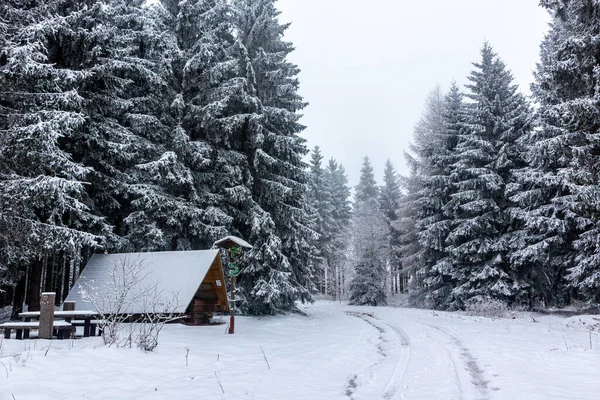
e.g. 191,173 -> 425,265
213,235 -> 253,249
65,250 -> 220,314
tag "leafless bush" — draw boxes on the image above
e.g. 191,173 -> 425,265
79,256 -> 150,346
136,284 -> 180,352
79,255 -> 181,350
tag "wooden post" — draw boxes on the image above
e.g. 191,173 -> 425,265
39,292 -> 55,339
214,236 -> 253,335
229,275 -> 236,334
63,301 -> 76,311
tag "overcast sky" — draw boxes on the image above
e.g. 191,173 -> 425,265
276,0 -> 551,188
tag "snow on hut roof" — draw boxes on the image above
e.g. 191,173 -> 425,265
65,250 -> 220,314
213,236 -> 253,249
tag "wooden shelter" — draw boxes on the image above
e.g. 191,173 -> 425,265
64,250 -> 229,325
185,252 -> 230,324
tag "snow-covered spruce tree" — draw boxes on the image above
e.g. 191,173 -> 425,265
400,87 -> 447,300
168,0 -> 314,313
233,0 -> 316,314
355,157 -> 380,204
379,160 -> 403,295
325,160 -> 352,229
0,0 -> 110,314
66,0 -> 221,253
446,43 -> 531,309
324,159 -> 352,300
410,85 -> 464,307
122,1 -> 225,251
349,157 -> 389,306
155,0 -> 270,251
412,87 -> 447,287
307,146 -> 335,294
518,0 -> 600,304
397,164 -> 422,293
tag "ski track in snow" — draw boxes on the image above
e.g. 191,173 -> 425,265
347,310 -> 490,400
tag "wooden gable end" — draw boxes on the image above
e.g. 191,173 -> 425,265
184,253 -> 229,324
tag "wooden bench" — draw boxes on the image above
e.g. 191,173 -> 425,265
71,319 -> 104,337
0,321 -> 73,340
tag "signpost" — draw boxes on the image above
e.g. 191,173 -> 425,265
214,236 -> 252,334
227,245 -> 242,334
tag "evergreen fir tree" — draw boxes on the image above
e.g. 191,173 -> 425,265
0,0 -> 111,313
380,160 -> 402,222
94,0 -> 244,252
349,157 -> 389,306
324,159 -> 352,300
355,157 -> 379,205
447,43 -> 531,308
307,147 -> 335,294
413,84 -> 464,307
411,87 -> 446,274
519,0 -> 600,304
52,0 -> 201,253
115,0 -> 212,251
397,164 -> 423,292
325,160 -> 352,229
233,0 -> 315,314
379,160 -> 403,294
399,86 -> 458,307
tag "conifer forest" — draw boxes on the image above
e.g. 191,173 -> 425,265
1,0 -> 600,318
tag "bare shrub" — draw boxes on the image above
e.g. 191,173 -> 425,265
136,283 -> 180,352
79,255 -> 151,346
79,255 -> 181,351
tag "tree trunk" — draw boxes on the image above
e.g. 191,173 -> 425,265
44,254 -> 54,292
53,254 -> 63,305
63,256 -> 72,303
10,271 -> 27,320
27,258 -> 43,312
324,260 -> 328,296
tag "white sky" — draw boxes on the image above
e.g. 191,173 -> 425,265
276,0 -> 551,187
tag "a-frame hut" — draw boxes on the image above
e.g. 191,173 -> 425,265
64,250 -> 229,324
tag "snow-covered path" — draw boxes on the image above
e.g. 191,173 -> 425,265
341,304 -> 599,400
344,309 -> 489,400
0,301 -> 599,400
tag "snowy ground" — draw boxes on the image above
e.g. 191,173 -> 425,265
0,301 -> 599,400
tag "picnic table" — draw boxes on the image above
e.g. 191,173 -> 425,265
19,310 -> 102,337
1,321 -> 72,340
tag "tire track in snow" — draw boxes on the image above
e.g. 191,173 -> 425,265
412,320 -> 490,400
345,312 -> 411,400
346,310 -> 489,400
344,311 -> 386,399
372,317 -> 411,400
